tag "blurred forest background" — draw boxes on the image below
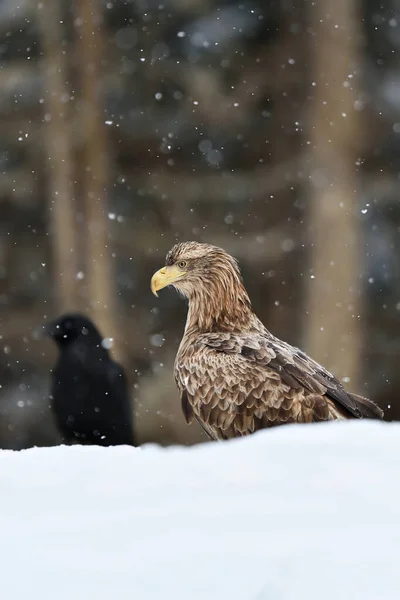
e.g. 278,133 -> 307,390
0,0 -> 399,449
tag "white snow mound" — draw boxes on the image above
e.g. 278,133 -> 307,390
0,421 -> 399,600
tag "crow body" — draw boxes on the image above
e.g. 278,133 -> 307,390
46,313 -> 135,446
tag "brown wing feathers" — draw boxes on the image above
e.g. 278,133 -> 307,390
178,331 -> 383,440
181,390 -> 194,424
204,333 -> 365,419
349,393 -> 384,419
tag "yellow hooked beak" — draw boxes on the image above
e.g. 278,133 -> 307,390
151,265 -> 186,297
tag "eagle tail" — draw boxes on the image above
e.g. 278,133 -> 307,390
350,393 -> 384,420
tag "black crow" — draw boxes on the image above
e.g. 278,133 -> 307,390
46,313 -> 135,446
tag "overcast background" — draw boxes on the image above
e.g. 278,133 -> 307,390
0,0 -> 398,448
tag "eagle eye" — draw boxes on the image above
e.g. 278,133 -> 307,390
177,261 -> 187,269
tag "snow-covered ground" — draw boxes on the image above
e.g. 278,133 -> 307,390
0,421 -> 399,600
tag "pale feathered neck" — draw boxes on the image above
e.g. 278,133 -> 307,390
184,266 -> 255,334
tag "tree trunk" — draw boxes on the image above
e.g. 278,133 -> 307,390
37,0 -> 78,313
75,0 -> 123,361
304,0 -> 364,387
